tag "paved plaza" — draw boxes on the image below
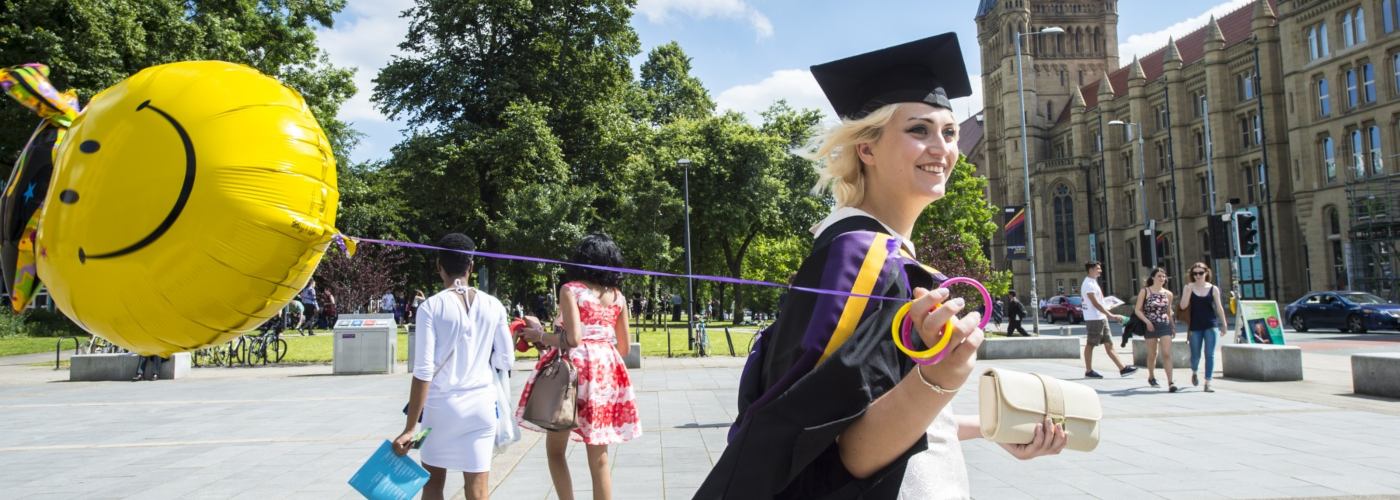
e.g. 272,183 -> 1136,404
2,326 -> 1400,499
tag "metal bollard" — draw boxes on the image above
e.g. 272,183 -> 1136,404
724,327 -> 735,356
55,336 -> 79,370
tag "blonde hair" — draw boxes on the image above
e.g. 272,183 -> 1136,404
805,104 -> 901,208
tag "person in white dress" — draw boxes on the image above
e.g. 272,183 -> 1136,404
392,233 -> 513,500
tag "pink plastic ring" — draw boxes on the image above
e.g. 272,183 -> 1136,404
899,276 -> 994,365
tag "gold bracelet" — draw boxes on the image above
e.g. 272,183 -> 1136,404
915,365 -> 958,395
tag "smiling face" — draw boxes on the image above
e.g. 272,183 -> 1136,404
36,61 -> 339,355
857,103 -> 959,209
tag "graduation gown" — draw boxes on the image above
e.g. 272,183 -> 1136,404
695,215 -> 945,499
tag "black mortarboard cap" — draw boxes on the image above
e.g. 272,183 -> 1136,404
811,33 -> 972,119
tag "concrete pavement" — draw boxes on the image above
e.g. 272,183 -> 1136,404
1,326 -> 1399,499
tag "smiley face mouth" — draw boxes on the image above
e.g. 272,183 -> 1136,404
78,100 -> 195,264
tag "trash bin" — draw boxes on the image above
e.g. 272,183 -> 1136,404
333,314 -> 397,374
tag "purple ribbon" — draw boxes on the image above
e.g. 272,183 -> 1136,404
349,236 -> 924,303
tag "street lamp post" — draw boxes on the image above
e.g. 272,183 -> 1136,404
1015,25 -> 1062,335
1109,120 -> 1154,273
677,158 -> 696,351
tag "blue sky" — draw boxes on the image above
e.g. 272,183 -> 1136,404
317,0 -> 1255,165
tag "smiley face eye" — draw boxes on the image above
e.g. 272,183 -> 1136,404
79,140 -> 100,153
59,189 -> 79,204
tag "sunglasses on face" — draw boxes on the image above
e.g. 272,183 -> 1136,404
1191,271 -> 1205,276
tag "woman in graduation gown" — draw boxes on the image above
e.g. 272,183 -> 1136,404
695,33 -> 1065,500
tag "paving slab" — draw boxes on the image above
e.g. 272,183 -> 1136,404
1,334 -> 1399,499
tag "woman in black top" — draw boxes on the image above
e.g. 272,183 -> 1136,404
1178,262 -> 1230,392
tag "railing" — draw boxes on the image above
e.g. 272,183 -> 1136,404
1037,157 -> 1084,172
55,336 -> 80,370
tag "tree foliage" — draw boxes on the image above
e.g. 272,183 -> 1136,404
0,0 -> 358,173
914,155 -> 1011,306
639,41 -> 714,125
316,243 -> 408,316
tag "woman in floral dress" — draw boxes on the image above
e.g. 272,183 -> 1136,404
516,233 -> 640,500
1134,267 -> 1178,392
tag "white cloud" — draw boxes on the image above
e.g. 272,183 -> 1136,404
1117,0 -> 1251,61
715,69 -> 829,124
635,0 -> 774,38
315,0 -> 415,126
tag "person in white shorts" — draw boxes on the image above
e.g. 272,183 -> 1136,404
393,233 -> 513,500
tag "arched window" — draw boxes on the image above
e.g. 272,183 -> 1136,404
1323,136 -> 1336,182
1053,184 -> 1077,262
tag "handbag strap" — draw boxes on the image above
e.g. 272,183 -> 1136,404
428,282 -> 475,380
1034,373 -> 1066,425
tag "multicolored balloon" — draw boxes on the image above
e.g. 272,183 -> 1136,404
2,61 -> 343,356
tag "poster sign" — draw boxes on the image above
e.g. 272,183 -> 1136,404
1004,206 -> 1027,261
1240,300 -> 1285,345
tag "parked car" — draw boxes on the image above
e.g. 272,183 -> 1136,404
1284,291 -> 1400,333
1040,295 -> 1084,324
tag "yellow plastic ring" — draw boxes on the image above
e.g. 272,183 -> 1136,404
891,301 -> 954,363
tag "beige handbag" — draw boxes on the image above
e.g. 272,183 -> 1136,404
979,368 -> 1102,452
521,339 -> 579,431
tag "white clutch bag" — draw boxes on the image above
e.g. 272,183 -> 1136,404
978,368 -> 1102,452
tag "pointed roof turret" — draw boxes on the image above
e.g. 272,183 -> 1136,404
1253,0 -> 1276,22
1096,71 -> 1115,98
1206,15 -> 1225,45
1071,85 -> 1086,109
1164,36 -> 1182,63
1128,56 -> 1146,82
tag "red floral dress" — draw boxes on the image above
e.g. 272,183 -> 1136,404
516,282 -> 641,444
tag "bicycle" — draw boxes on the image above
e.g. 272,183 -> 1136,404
251,328 -> 288,364
84,336 -> 124,354
192,345 -> 228,367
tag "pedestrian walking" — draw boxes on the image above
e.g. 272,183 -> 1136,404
1180,262 -> 1230,393
516,233 -> 641,500
1134,267 -> 1178,392
1005,291 -> 1031,337
392,233 -> 514,500
298,279 -> 319,335
1080,261 -> 1136,379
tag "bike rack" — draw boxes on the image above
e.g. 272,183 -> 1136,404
724,327 -> 735,356
54,336 -> 80,370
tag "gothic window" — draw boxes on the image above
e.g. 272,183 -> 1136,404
1053,184 -> 1076,263
1326,206 -> 1344,288
1317,76 -> 1330,117
1369,125 -> 1384,174
1363,63 -> 1376,103
1323,135 -> 1337,183
1351,128 -> 1365,178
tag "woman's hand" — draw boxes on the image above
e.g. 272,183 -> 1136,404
391,429 -> 416,456
908,287 -> 984,392
999,418 -> 1068,460
1145,322 -> 1155,332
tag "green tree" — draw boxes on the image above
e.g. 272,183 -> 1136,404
0,0 -> 357,172
913,155 -> 1010,306
369,0 -> 644,298
657,103 -> 825,319
639,41 -> 714,126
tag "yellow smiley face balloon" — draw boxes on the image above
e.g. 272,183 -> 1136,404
37,61 -> 339,356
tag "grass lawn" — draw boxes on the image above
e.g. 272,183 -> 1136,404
0,335 -> 87,357
6,319 -> 764,366
273,320 -> 762,364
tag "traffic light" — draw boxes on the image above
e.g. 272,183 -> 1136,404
1208,214 -> 1231,257
1234,211 -> 1259,258
1139,229 -> 1157,268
